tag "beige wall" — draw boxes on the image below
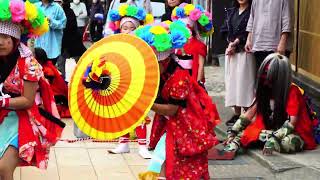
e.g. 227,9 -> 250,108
294,0 -> 320,83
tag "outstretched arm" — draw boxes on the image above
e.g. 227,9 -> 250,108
197,55 -> 205,81
151,103 -> 179,116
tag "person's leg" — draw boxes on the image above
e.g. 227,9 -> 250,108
158,162 -> 166,179
96,23 -> 103,41
136,124 -> 152,159
148,115 -> 166,150
0,146 -> 19,180
280,134 -> 304,153
147,134 -> 166,173
55,55 -> 66,74
224,130 -> 244,152
78,27 -> 85,39
234,106 -> 241,115
89,21 -> 96,42
253,51 -> 274,71
108,134 -> 130,154
225,106 -> 241,126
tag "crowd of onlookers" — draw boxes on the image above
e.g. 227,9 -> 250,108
222,0 -> 294,126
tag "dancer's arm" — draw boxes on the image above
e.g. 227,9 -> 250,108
3,81 -> 38,110
151,103 -> 179,116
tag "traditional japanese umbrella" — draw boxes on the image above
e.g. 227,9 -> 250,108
69,34 -> 159,140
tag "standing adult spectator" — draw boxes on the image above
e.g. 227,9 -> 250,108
245,0 -> 294,70
35,0 -> 67,65
70,0 -> 88,36
89,0 -> 105,42
61,0 -> 86,58
221,0 -> 255,126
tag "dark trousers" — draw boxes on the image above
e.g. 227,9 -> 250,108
90,20 -> 103,42
254,51 -> 291,72
78,26 -> 85,38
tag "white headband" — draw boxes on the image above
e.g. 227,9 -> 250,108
0,21 -> 21,39
120,17 -> 140,29
155,50 -> 172,61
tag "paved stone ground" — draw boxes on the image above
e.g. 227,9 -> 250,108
13,119 -> 275,180
13,119 -> 149,180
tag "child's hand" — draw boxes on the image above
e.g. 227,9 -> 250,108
262,146 -> 274,156
223,136 -> 235,146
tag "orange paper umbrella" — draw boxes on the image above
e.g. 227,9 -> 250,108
69,34 -> 159,140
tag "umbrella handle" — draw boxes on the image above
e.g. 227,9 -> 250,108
82,75 -> 111,90
100,76 -> 111,90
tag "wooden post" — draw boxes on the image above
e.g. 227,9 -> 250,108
295,0 -> 300,73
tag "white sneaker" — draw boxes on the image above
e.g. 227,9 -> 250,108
108,143 -> 130,154
138,145 -> 152,159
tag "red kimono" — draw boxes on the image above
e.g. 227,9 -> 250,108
42,61 -> 68,98
241,84 -> 317,150
162,69 -> 220,179
42,61 -> 70,118
0,48 -> 63,169
179,37 -> 207,82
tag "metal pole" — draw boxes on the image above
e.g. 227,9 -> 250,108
295,0 -> 300,72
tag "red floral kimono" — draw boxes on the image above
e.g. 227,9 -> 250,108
149,60 -> 172,150
161,69 -> 220,179
241,84 -> 317,150
42,61 -> 70,118
177,37 -> 207,82
42,61 -> 68,99
0,44 -> 64,169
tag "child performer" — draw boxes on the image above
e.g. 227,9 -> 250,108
136,20 -> 220,180
34,48 -> 70,118
148,3 -> 215,150
171,3 -> 214,84
224,53 -> 317,155
106,4 -> 154,159
0,0 -> 64,179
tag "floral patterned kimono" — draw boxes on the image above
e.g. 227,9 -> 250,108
0,43 -> 63,169
41,61 -> 70,118
144,68 -> 220,180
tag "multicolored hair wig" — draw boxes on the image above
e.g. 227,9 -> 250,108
0,0 -> 49,38
108,4 -> 154,33
171,3 -> 214,37
134,20 -> 191,61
